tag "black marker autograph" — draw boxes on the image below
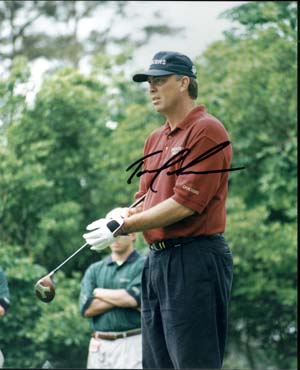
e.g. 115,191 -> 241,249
126,140 -> 245,193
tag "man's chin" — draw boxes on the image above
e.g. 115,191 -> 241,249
154,106 -> 164,113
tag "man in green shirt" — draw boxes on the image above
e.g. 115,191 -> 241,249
80,209 -> 145,369
0,266 -> 10,369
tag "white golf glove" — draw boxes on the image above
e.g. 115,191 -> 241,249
83,214 -> 124,252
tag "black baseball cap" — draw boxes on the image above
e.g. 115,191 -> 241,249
132,51 -> 197,82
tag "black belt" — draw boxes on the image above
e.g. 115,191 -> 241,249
149,234 -> 224,251
92,328 -> 141,340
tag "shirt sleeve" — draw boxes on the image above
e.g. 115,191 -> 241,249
125,258 -> 144,307
0,267 -> 10,311
79,265 -> 97,316
172,136 -> 231,214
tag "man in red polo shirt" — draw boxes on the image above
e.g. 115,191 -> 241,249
83,51 -> 234,369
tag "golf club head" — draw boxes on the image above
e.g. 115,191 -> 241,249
34,275 -> 55,303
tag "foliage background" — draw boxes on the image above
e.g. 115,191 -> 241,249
0,1 -> 297,369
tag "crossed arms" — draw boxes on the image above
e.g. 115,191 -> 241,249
83,288 -> 139,317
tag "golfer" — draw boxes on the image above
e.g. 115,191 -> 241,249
84,51 -> 234,369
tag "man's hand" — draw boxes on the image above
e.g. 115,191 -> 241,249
83,215 -> 124,252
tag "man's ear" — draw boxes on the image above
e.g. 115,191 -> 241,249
180,76 -> 190,92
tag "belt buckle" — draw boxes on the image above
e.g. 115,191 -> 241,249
158,241 -> 166,250
150,241 -> 167,251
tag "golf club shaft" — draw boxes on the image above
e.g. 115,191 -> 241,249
49,242 -> 89,277
48,194 -> 146,277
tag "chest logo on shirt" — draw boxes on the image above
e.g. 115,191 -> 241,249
171,146 -> 185,156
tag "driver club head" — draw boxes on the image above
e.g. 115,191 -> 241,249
34,275 -> 55,303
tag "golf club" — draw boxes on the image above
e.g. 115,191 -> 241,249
34,194 -> 146,302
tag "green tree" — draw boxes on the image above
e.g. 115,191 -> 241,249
0,56 -> 30,128
0,51 -> 152,274
1,63 -> 112,274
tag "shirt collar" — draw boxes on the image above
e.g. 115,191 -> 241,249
163,105 -> 206,135
106,250 -> 140,266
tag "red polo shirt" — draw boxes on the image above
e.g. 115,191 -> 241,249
135,105 -> 232,244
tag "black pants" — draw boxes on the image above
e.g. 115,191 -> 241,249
141,235 -> 233,369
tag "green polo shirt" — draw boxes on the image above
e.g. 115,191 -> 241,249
0,267 -> 10,311
79,250 -> 145,332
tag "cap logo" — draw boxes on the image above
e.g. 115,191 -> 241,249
152,59 -> 166,65
132,52 -> 197,82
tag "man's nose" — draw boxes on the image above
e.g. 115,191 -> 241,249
149,82 -> 157,92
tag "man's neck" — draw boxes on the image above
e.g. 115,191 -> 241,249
165,100 -> 196,130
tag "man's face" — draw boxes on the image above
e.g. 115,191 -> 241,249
147,75 -> 184,114
109,235 -> 134,254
